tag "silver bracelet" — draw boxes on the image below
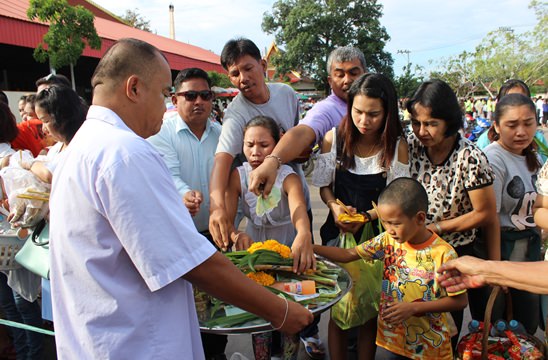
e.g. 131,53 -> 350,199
265,154 -> 282,169
434,222 -> 443,234
271,296 -> 289,331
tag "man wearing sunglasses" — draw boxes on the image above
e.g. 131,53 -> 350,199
149,68 -> 226,359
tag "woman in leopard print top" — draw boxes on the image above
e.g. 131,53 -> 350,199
406,79 -> 500,347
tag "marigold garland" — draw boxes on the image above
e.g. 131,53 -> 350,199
247,239 -> 291,258
246,271 -> 275,286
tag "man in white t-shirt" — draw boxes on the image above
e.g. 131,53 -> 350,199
208,38 -> 315,273
49,38 -> 313,360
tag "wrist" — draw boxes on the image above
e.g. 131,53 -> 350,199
265,154 -> 282,169
326,199 -> 337,209
434,222 -> 443,234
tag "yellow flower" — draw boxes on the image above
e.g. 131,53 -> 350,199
247,239 -> 291,258
246,271 -> 275,286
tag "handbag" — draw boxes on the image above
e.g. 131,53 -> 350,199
14,219 -> 49,279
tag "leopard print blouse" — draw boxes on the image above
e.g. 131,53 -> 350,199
408,133 -> 495,247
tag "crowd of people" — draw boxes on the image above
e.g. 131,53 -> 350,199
0,36 -> 547,360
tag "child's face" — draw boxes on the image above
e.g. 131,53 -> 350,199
351,95 -> 385,136
243,126 -> 276,169
494,105 -> 537,155
377,203 -> 424,244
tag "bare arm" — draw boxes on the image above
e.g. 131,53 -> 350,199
382,293 -> 467,324
225,169 -> 252,250
209,152 -> 234,250
184,251 -> 314,334
533,194 -> 548,229
248,125 -> 316,197
313,244 -> 361,263
428,185 -> 500,260
284,174 -> 315,273
438,256 -> 548,294
28,161 -> 53,184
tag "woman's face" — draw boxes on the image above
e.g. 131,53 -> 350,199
243,125 -> 276,169
494,105 -> 537,155
351,95 -> 385,136
35,105 -> 62,143
411,103 -> 449,147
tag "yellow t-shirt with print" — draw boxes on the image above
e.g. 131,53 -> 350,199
356,231 -> 465,360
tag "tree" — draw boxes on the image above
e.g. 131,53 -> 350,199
394,64 -> 424,98
431,0 -> 547,97
120,9 -> 151,32
27,0 -> 101,89
262,0 -> 393,93
207,71 -> 232,89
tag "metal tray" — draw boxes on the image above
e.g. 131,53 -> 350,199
199,257 -> 352,334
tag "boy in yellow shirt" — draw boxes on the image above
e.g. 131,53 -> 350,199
314,177 -> 467,359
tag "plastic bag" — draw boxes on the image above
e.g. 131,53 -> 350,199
331,230 -> 382,330
0,163 -> 50,228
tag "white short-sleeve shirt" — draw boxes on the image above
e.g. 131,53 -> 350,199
50,106 -> 216,359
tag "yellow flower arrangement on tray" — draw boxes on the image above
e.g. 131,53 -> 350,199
246,271 -> 275,286
247,239 -> 291,258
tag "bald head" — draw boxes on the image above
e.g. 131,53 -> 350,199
92,38 -> 166,90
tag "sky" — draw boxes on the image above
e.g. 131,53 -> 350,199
92,0 -> 539,76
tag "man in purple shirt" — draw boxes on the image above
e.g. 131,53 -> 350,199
249,46 -> 366,196
247,46 -> 366,358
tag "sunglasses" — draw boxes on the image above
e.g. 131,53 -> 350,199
174,90 -> 214,101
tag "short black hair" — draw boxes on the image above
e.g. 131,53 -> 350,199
0,102 -> 18,143
378,177 -> 428,218
173,68 -> 211,92
35,86 -> 88,143
406,79 -> 463,137
35,73 -> 71,89
244,115 -> 281,144
220,38 -> 262,70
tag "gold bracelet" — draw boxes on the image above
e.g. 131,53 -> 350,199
271,297 -> 289,331
265,154 -> 282,169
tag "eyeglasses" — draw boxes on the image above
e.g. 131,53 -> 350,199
174,90 -> 214,101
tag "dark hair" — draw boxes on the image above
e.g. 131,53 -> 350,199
220,38 -> 262,70
244,115 -> 281,144
0,91 -> 8,105
35,73 -> 71,89
406,79 -> 463,137
35,86 -> 88,143
496,79 -> 530,101
339,73 -> 403,169
488,93 -> 540,172
0,103 -> 19,143
25,94 -> 37,110
173,68 -> 211,91
379,177 -> 428,217
92,38 -> 166,89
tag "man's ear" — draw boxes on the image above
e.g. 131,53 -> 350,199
171,94 -> 178,106
126,75 -> 140,102
260,59 -> 268,74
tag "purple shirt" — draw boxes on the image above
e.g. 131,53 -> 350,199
300,93 -> 347,143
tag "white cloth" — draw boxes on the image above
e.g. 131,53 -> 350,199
50,105 -> 216,359
312,127 -> 409,187
238,163 -> 296,245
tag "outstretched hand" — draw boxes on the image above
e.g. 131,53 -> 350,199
248,157 -> 279,197
437,256 -> 487,292
290,231 -> 316,274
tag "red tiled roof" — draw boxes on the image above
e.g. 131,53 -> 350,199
0,0 -> 224,72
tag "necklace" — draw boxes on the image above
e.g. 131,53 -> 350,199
356,140 -> 381,158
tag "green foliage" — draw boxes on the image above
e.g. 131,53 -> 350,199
431,0 -> 547,97
394,64 -> 424,98
262,0 -> 393,92
27,0 -> 101,70
207,71 -> 232,89
120,8 -> 151,32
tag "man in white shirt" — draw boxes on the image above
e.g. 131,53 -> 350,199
49,38 -> 312,359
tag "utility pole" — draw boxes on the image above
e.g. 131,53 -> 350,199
397,49 -> 411,69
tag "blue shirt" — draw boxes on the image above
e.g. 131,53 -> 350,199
148,112 -> 221,232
